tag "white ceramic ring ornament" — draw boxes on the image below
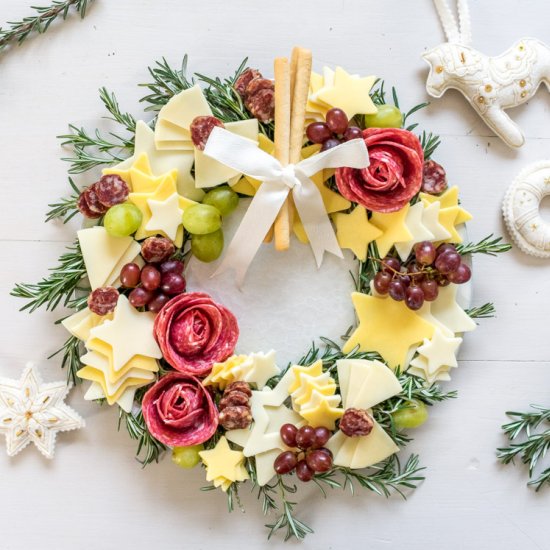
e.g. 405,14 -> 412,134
503,161 -> 550,258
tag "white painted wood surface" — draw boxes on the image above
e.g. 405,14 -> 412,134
1,0 -> 550,548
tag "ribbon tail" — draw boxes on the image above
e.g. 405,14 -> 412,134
212,183 -> 290,286
292,176 -> 344,268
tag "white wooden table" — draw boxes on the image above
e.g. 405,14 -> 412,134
1,1 -> 550,548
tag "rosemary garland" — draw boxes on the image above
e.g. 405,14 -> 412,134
0,0 -> 93,52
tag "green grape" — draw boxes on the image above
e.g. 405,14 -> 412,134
202,185 -> 239,216
182,204 -> 222,235
103,203 -> 142,237
365,104 -> 403,129
191,229 -> 224,262
172,444 -> 204,469
391,400 -> 428,429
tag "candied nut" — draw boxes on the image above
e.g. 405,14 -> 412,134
339,408 -> 374,437
219,390 -> 250,410
224,381 -> 252,398
219,406 -> 252,430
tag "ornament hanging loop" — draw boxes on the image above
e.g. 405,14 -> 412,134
433,0 -> 472,46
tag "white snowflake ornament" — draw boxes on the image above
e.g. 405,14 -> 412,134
0,364 -> 84,459
424,0 -> 550,148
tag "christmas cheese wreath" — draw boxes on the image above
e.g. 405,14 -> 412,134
10,47 -> 510,541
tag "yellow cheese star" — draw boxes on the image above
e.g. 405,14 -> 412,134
371,205 -> 413,257
333,206 -> 383,261
300,398 -> 344,430
128,171 -> 196,247
343,292 -> 436,370
317,67 -> 378,119
437,206 -> 462,243
288,360 -> 324,393
420,186 -> 473,225
199,436 -> 249,490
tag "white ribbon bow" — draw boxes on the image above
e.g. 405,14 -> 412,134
203,127 -> 370,285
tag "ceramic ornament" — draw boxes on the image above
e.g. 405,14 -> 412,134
503,160 -> 550,258
423,0 -> 550,148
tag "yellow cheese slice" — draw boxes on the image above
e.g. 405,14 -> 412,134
77,227 -> 135,291
61,307 -> 110,342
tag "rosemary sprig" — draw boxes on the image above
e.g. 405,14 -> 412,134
11,240 -> 87,312
457,234 -> 512,256
99,87 -> 136,137
466,303 -> 496,319
48,334 -> 82,385
420,130 -> 441,160
497,405 -> 550,491
118,407 -> 167,466
0,0 -> 93,52
45,177 -> 80,223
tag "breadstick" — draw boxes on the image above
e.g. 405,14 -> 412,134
273,57 -> 292,250
289,47 -> 312,165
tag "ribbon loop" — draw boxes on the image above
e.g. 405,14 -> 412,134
202,127 -> 370,285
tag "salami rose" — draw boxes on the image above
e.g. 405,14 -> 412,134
142,372 -> 218,447
336,128 -> 424,213
154,292 -> 239,376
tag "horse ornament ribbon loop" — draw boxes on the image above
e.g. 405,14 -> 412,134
202,126 -> 371,286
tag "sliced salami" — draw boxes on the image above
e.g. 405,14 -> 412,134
421,159 -> 448,195
245,87 -> 275,123
96,174 -> 130,207
79,183 -> 109,217
245,77 -> 274,99
87,286 -> 119,316
142,372 -> 218,447
77,191 -> 103,219
141,236 -> 175,263
234,68 -> 263,99
190,116 -> 224,151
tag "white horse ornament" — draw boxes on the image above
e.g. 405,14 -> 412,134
423,0 -> 550,148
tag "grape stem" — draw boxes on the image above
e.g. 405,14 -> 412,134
367,257 -> 426,279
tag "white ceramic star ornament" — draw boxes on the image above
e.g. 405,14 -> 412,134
0,364 -> 84,459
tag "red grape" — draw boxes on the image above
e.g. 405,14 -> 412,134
399,272 -> 412,287
280,423 -> 298,447
373,271 -> 392,294
447,263 -> 471,284
437,243 -> 457,256
405,285 -> 424,310
326,108 -> 349,134
389,279 -> 406,301
161,272 -> 186,295
295,459 -> 314,482
343,126 -> 362,141
313,427 -> 331,448
159,260 -> 184,275
414,241 -> 436,266
140,265 -> 161,291
128,287 -> 154,308
318,447 -> 333,459
436,275 -> 451,287
306,122 -> 332,144
147,293 -> 170,313
435,250 -> 461,274
274,451 -> 298,475
295,426 -> 316,450
407,263 -> 425,284
306,449 -> 333,473
120,262 -> 141,288
382,256 -> 401,274
321,138 -> 341,152
420,279 -> 439,301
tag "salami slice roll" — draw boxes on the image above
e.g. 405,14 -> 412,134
154,292 -> 239,377
96,174 -> 130,207
190,116 -> 224,151
142,372 -> 218,447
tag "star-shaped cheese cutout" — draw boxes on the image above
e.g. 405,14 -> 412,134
371,205 -> 413,258
104,122 -> 200,201
146,192 -> 184,242
420,186 -> 473,225
203,351 -> 279,390
62,307 -> 112,342
199,436 -> 249,491
300,397 -> 343,430
394,202 -> 435,260
155,85 -> 259,189
420,201 -> 452,242
225,370 -> 303,486
128,169 -> 196,247
428,284 -> 476,334
411,328 -> 461,372
326,359 -> 401,469
316,67 -> 378,119
333,206 -> 383,261
343,292 -> 436,370
0,365 -> 84,459
88,295 -> 162,372
437,206 -> 462,243
407,355 -> 452,384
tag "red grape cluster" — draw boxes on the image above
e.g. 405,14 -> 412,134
120,259 -> 186,313
273,424 -> 333,482
306,108 -> 362,152
373,242 -> 471,311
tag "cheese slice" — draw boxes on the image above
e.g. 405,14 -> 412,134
157,85 -> 212,135
62,307 -> 110,342
78,227 -> 135,290
105,240 -> 141,288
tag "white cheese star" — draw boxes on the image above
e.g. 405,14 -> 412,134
0,365 -> 84,459
429,284 -> 476,334
421,201 -> 452,242
146,192 -> 184,241
395,202 -> 435,260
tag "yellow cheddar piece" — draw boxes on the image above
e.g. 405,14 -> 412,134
333,206 -> 383,261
